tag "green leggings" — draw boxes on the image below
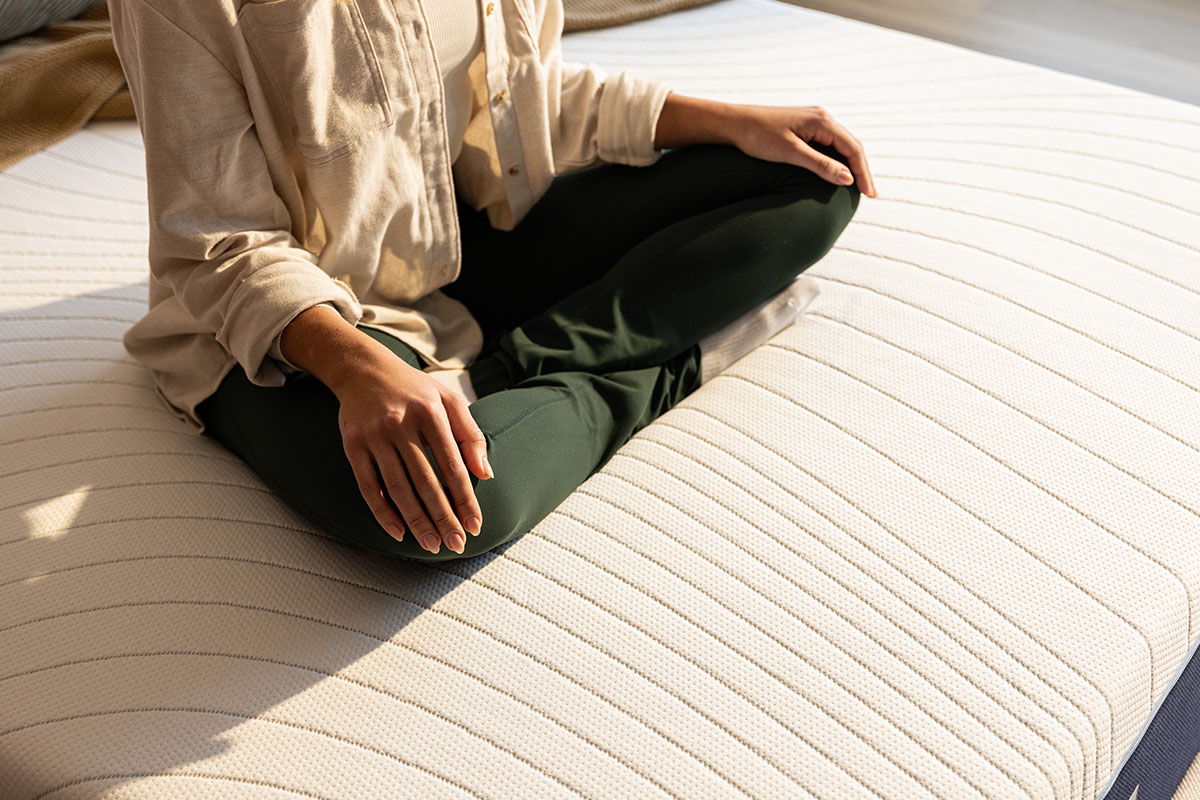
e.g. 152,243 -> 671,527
196,143 -> 859,561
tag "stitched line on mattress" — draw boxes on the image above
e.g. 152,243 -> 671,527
74,128 -> 149,151
0,379 -> 155,398
0,450 -> 243,489
0,172 -> 147,205
867,154 -> 1200,218
0,231 -> 146,243
704,70 -> 1035,94
831,93 -> 1142,107
1,358 -> 141,370
563,467 -> 1050,797
583,38 -> 932,65
849,107 -> 1200,128
38,150 -> 145,181
0,558 -> 754,799
33,773 -> 333,800
0,480 -> 275,516
0,203 -> 146,225
1,424 -> 216,448
2,291 -> 146,301
771,332 -> 1196,630
625,55 -> 973,81
619,432 -> 1089,796
849,221 -> 1200,343
720,371 -> 1159,698
1,312 -> 140,321
859,196 -> 1200,296
831,246 -> 1200,397
0,515 -> 337,558
1,627 -> 663,797
865,139 -> 1200,184
864,174 -> 1200,256
434,542 -> 842,796
0,401 -> 162,421
0,252 -> 144,258
777,326 -> 1200,633
810,274 -> 1200,481
654,410 -> 1116,778
0,602 -> 718,800
5,709 -> 477,798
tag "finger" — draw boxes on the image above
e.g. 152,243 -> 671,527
373,443 -> 441,553
793,136 -> 855,188
343,441 -> 408,544
443,389 -> 492,482
399,436 -> 467,555
424,400 -> 485,538
828,120 -> 877,197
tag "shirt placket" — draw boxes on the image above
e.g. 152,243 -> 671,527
403,0 -> 460,285
480,0 -> 533,218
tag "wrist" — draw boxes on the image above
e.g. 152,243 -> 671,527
278,304 -> 402,395
653,92 -> 748,149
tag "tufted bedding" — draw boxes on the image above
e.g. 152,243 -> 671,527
3,0 -> 1200,797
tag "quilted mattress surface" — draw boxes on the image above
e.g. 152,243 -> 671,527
3,0 -> 1200,797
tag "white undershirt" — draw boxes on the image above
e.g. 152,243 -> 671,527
424,0 -> 482,165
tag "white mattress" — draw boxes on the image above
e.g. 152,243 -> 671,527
3,0 -> 1200,797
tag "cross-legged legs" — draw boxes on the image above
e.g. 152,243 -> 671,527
197,143 -> 859,561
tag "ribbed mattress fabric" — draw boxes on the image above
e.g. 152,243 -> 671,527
2,0 -> 1199,797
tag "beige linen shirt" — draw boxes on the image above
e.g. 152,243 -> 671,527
108,0 -> 673,434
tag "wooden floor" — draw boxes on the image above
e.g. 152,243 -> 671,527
781,0 -> 1200,107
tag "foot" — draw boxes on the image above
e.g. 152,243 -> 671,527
697,275 -> 820,383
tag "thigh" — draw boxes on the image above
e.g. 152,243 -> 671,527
195,325 -> 433,560
446,143 -> 842,341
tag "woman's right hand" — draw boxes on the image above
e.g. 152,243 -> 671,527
332,349 -> 492,555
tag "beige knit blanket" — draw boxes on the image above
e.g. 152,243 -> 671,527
562,0 -> 718,32
0,0 -> 718,172
0,3 -> 131,172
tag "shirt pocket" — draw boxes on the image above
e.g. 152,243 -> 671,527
240,0 -> 394,164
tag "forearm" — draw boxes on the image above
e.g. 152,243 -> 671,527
278,304 -> 398,395
652,92 -> 746,150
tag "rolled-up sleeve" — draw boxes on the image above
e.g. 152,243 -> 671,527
533,0 -> 674,171
110,0 -> 363,386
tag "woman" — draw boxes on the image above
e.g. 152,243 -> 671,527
108,0 -> 876,561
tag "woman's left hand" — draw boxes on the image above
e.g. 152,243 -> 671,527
728,103 -> 878,198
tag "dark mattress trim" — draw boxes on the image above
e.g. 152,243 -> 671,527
1098,633 -> 1200,800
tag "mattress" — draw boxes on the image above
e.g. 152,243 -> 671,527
3,0 -> 1200,797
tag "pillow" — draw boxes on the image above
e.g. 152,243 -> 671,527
0,0 -> 102,43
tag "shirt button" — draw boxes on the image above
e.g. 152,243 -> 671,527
486,1 -> 494,13
508,165 -> 520,175
492,89 -> 507,104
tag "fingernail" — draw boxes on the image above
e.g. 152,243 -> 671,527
483,457 -> 494,479
447,532 -> 465,553
838,170 -> 853,184
386,523 -> 404,541
465,515 -> 482,536
421,535 -> 439,553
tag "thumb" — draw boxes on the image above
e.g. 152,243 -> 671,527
794,139 -> 854,187
444,394 -> 493,480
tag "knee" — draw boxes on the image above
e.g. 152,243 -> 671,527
773,154 -> 860,269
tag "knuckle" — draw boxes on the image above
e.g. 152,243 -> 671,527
434,511 -> 459,530
381,408 -> 407,432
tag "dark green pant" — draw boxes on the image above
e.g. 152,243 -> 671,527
197,143 -> 859,561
